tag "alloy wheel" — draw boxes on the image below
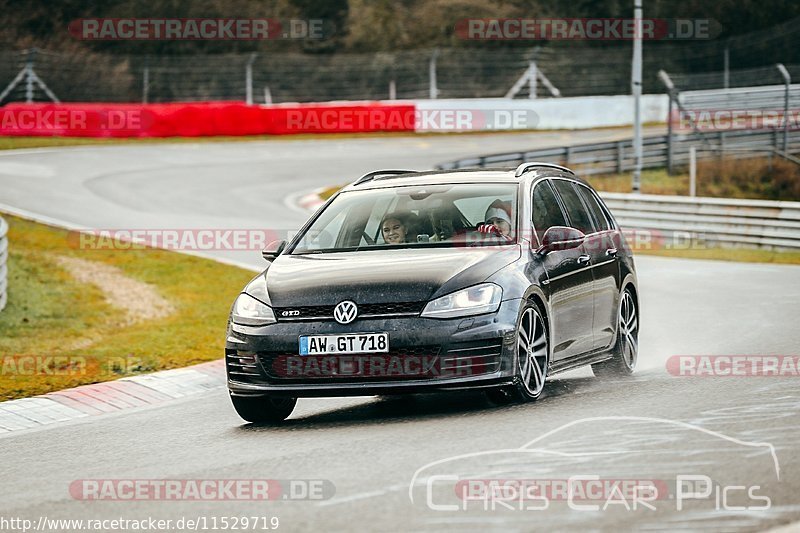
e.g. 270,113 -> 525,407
518,307 -> 548,396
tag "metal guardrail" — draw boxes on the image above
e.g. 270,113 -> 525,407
437,128 -> 800,175
438,82 -> 800,174
0,216 -> 7,311
600,193 -> 800,250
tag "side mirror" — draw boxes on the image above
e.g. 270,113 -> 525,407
536,226 -> 585,255
262,239 -> 286,261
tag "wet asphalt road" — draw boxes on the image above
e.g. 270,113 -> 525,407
1,128 -> 799,532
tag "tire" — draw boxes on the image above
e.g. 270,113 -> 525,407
230,394 -> 297,423
592,286 -> 638,377
487,300 -> 549,404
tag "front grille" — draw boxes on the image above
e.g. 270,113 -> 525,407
274,301 -> 425,322
227,339 -> 504,385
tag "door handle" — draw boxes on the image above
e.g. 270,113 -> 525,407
577,254 -> 591,265
606,248 -> 618,257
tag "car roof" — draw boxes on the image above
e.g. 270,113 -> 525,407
342,166 -> 590,191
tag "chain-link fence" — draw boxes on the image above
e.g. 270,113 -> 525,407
1,15 -> 799,104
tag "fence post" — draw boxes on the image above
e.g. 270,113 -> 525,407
564,146 -> 571,165
0,216 -> 7,312
777,63 -> 791,154
429,49 -> 439,99
25,48 -> 36,103
389,80 -> 396,100
723,41 -> 730,89
245,53 -> 257,105
689,146 -> 697,197
528,60 -> 538,99
617,141 -> 624,173
142,62 -> 150,104
658,70 -> 677,175
666,95 -> 674,174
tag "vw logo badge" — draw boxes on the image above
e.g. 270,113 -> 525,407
333,301 -> 358,324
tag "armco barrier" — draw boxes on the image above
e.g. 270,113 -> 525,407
438,129 -> 800,175
0,101 -> 416,137
0,216 -> 7,311
599,192 -> 800,250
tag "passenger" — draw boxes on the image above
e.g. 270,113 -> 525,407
380,212 -> 409,244
478,199 -> 514,238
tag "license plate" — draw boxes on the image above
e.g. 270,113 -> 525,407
299,333 -> 389,355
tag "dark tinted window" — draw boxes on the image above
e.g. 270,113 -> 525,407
575,184 -> 610,231
552,179 -> 595,234
532,181 -> 568,236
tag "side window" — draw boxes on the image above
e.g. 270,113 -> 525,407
532,180 -> 568,237
575,184 -> 610,231
552,179 -> 596,234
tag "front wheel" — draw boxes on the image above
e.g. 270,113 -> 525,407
231,394 -> 297,423
487,301 -> 549,404
592,287 -> 638,377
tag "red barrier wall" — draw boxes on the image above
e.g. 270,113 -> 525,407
0,101 -> 416,137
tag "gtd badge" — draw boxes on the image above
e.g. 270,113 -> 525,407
333,301 -> 358,324
281,310 -> 300,317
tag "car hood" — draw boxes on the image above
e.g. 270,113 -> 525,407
263,246 -> 521,306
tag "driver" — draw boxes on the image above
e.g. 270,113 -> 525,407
477,200 -> 513,238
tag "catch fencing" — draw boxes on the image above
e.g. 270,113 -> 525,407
1,15 -> 799,105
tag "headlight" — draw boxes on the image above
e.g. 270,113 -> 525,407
231,293 -> 276,326
421,283 -> 502,319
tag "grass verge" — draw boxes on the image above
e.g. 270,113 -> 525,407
0,213 -> 254,401
0,128 -> 620,152
634,247 -> 800,264
584,158 -> 800,201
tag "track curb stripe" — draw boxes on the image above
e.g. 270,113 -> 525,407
0,360 -> 225,436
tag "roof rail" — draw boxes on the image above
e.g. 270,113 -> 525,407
353,169 -> 418,186
514,161 -> 574,177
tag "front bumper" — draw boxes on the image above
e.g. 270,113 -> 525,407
225,298 -> 521,397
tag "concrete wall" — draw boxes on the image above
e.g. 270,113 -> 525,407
414,95 -> 669,132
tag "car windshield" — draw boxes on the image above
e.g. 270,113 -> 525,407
291,183 -> 518,254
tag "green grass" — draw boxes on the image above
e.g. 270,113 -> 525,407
0,213 -> 255,400
634,247 -> 800,264
584,158 -> 800,201
0,129 -> 587,152
584,168 -> 688,195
